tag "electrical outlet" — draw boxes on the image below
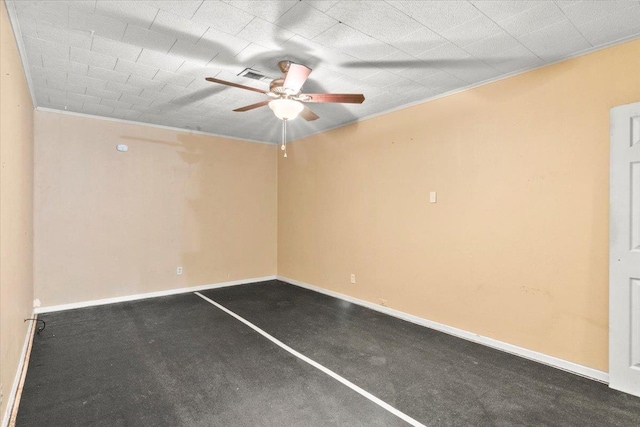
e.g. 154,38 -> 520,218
350,274 -> 356,284
177,267 -> 183,275
380,299 -> 388,307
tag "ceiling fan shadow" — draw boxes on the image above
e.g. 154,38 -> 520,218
340,49 -> 576,104
79,0 -> 320,81
171,86 -> 225,107
145,86 -> 227,118
341,58 -> 521,70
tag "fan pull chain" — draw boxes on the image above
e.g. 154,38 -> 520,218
281,119 -> 288,158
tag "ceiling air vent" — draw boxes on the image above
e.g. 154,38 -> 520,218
237,68 -> 270,81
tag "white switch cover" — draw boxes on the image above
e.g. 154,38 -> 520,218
177,267 -> 183,275
350,274 -> 356,284
429,191 -> 437,203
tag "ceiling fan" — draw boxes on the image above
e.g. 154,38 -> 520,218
205,60 -> 365,122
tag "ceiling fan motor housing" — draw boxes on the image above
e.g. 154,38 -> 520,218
270,78 -> 288,95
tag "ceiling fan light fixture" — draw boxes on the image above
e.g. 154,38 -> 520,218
269,98 -> 304,120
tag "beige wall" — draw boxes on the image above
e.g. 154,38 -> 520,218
1,0 -> 35,419
34,111 -> 277,307
279,38 -> 640,372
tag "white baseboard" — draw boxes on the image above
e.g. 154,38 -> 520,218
30,274 -> 609,384
34,276 -> 277,314
277,276 -> 609,384
2,313 -> 35,427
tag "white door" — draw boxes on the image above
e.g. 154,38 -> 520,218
610,101 -> 640,396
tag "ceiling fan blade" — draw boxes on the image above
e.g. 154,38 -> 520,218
205,77 -> 267,94
283,63 -> 312,93
233,100 -> 270,112
300,107 -> 319,121
304,93 -> 365,104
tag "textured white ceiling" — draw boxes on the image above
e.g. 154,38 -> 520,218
7,0 -> 640,143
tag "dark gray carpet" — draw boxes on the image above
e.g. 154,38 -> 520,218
16,280 -> 640,426
16,291 -> 404,427
201,281 -> 640,427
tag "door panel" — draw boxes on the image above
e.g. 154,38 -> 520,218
610,102 -> 640,396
